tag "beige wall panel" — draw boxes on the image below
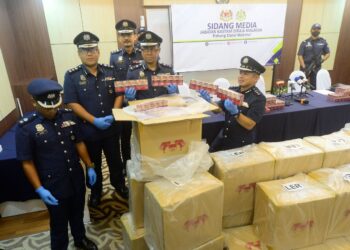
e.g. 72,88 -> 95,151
321,32 -> 340,70
80,0 -> 117,42
299,0 -> 324,34
144,0 -> 286,6
42,0 -> 83,44
322,0 -> 346,33
0,49 -> 16,120
98,42 -> 118,65
51,44 -> 81,85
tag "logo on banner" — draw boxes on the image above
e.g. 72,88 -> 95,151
236,9 -> 246,22
220,10 -> 233,22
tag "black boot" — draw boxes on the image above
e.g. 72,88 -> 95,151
88,192 -> 101,207
74,237 -> 98,250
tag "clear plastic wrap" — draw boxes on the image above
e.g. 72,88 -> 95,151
297,237 -> 350,250
341,123 -> 350,135
121,213 -> 148,250
127,161 -> 148,229
259,139 -> 324,179
253,173 -> 336,250
304,131 -> 350,168
210,144 -> 275,228
130,138 -> 213,184
223,225 -> 268,250
144,172 -> 223,250
308,165 -> 350,238
193,234 -> 224,250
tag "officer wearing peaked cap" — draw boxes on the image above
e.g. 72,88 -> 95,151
64,31 -> 128,206
16,78 -> 98,250
125,31 -> 178,100
298,23 -> 330,89
110,20 -> 143,176
199,56 -> 266,152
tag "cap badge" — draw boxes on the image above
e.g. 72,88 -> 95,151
243,57 -> 249,64
146,33 -> 152,40
83,34 -> 90,41
47,93 -> 56,99
123,21 -> 128,27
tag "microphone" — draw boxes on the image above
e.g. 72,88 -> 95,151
294,76 -> 306,85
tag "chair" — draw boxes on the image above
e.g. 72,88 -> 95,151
213,78 -> 230,89
288,71 -> 306,93
256,75 -> 266,95
316,69 -> 331,90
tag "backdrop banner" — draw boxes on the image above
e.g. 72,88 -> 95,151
171,4 -> 287,72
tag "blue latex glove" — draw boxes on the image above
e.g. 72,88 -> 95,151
87,168 -> 97,186
93,115 -> 113,130
36,186 -> 59,206
125,87 -> 136,100
199,89 -> 211,103
166,84 -> 178,94
224,99 -> 239,115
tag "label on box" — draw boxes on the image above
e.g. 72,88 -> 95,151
331,138 -> 347,146
283,143 -> 303,150
282,182 -> 304,192
343,173 -> 350,182
228,150 -> 245,158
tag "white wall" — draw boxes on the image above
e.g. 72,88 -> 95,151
42,0 -> 118,84
0,48 -> 16,121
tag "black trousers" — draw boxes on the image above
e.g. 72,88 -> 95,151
120,121 -> 132,170
47,191 -> 85,250
85,135 -> 124,195
209,129 -> 253,153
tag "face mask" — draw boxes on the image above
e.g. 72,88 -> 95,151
312,31 -> 320,37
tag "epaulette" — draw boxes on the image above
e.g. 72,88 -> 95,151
18,113 -> 37,127
129,63 -> 143,71
252,86 -> 262,96
100,63 -> 114,69
61,108 -> 73,113
159,62 -> 172,68
111,49 -> 121,55
68,65 -> 82,74
135,47 -> 142,53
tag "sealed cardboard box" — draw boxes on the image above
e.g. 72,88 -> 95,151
223,211 -> 253,228
309,165 -> 350,238
193,234 -> 224,250
259,139 -> 324,179
121,213 -> 148,250
211,145 -> 275,228
253,174 -> 336,250
304,132 -> 350,168
297,237 -> 350,250
144,172 -> 223,250
223,225 -> 268,250
127,162 -> 148,229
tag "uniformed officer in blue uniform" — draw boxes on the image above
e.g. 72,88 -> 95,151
200,56 -> 266,152
63,31 -> 127,207
125,31 -> 178,100
297,23 -> 330,89
16,79 -> 98,250
110,20 -> 143,175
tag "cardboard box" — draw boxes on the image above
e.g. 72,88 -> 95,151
211,145 -> 275,227
309,165 -> 350,238
223,211 -> 253,228
144,172 -> 223,250
259,139 -> 324,179
127,162 -> 148,229
121,213 -> 148,250
223,225 -> 268,250
304,132 -> 350,168
253,174 -> 336,250
193,234 -> 224,250
297,237 -> 350,250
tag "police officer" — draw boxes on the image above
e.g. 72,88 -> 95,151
125,31 -> 178,100
298,23 -> 330,89
64,31 -> 127,207
110,20 -> 143,175
200,56 -> 266,152
16,79 -> 98,250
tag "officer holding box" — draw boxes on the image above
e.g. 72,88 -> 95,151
125,31 -> 178,100
200,56 -> 266,152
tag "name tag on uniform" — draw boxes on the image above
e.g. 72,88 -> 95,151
61,120 -> 76,128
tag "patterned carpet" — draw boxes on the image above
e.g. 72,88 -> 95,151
0,158 -> 129,250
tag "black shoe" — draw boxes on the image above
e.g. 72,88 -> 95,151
88,193 -> 101,207
116,186 -> 129,200
74,237 -> 98,250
